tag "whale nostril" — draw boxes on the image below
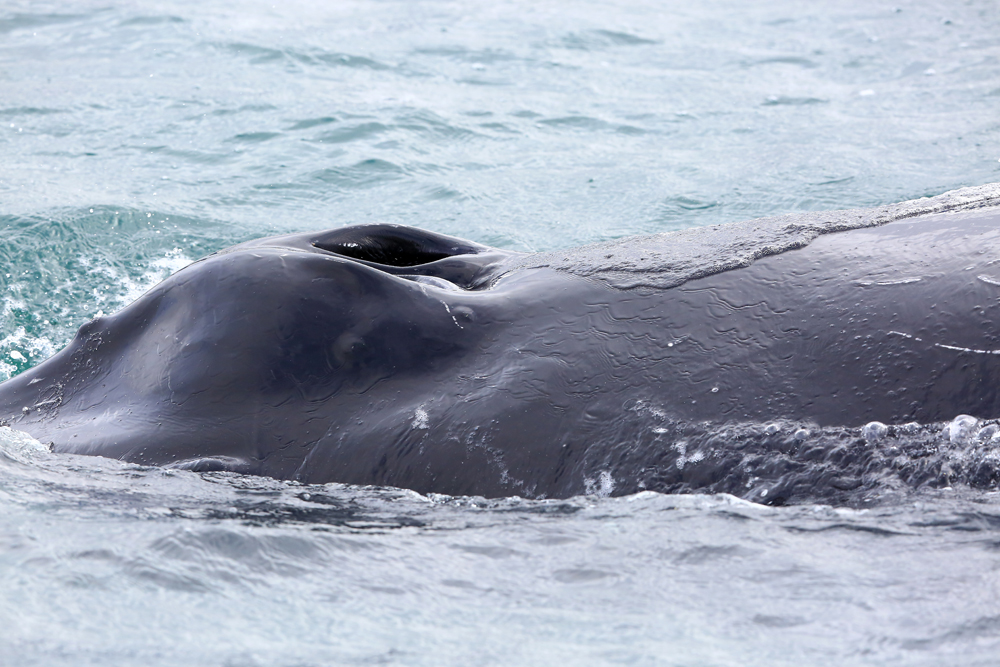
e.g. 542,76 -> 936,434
316,239 -> 451,266
312,224 -> 483,267
306,223 -> 513,291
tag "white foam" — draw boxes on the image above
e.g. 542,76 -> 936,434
583,470 -> 616,498
974,424 -> 999,442
673,440 -> 707,470
411,407 -> 429,430
113,248 -> 193,308
0,326 -> 58,381
0,426 -> 49,465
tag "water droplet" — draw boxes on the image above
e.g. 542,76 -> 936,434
947,414 -> 978,443
975,424 -> 998,442
862,421 -> 887,442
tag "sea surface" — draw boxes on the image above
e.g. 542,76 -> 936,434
2,0 -> 1000,664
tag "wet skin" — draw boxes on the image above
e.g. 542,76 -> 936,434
1,208 -> 999,497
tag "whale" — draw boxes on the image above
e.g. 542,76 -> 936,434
2,185 -> 1000,502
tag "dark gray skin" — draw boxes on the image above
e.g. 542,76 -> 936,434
2,208 -> 1000,498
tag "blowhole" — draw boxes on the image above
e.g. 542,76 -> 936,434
312,225 -> 481,268
315,239 -> 451,267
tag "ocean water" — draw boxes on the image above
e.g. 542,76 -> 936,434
2,0 -> 1000,664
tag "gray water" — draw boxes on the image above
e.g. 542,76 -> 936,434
3,0 -> 1000,664
4,435 -> 1000,666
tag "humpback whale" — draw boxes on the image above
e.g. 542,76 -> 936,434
2,185 -> 1000,502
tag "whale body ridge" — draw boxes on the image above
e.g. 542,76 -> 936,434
3,183 -> 1000,505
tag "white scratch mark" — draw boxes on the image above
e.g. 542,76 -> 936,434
935,343 -> 1000,355
442,301 -> 462,329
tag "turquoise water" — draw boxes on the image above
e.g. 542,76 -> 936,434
3,0 -> 1000,377
3,0 -> 1000,664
